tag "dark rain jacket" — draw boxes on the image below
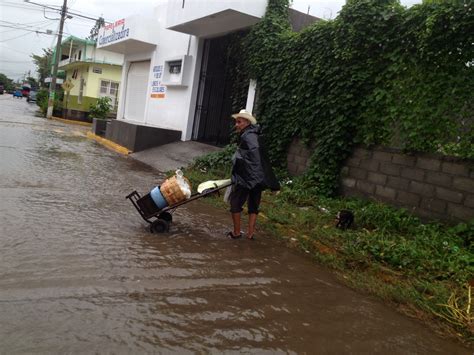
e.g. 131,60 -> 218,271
231,125 -> 280,191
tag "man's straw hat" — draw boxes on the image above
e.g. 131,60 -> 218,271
232,109 -> 257,125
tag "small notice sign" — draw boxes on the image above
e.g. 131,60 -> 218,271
62,80 -> 74,92
150,66 -> 166,99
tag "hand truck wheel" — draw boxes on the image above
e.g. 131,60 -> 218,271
158,212 -> 172,223
150,219 -> 169,233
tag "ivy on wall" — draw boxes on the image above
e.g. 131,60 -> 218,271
239,0 -> 473,196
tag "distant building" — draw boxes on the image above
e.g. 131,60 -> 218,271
55,36 -> 124,121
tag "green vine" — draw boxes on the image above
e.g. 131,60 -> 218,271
238,0 -> 473,196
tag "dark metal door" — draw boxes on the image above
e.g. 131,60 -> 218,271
193,36 -> 236,146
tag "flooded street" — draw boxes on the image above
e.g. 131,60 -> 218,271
0,96 -> 469,353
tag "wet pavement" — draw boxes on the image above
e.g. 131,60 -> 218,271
0,96 -> 470,353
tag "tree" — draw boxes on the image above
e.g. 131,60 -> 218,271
26,77 -> 39,90
0,73 -> 14,91
87,17 -> 105,41
31,48 -> 53,88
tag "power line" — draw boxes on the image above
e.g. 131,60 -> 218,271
0,20 -> 53,34
0,31 -> 39,43
0,21 -> 60,42
0,19 -> 54,31
1,0 -> 110,23
66,6 -> 110,22
0,22 -> 51,34
0,29 -> 69,43
0,24 -> 56,33
0,2 -> 60,14
43,6 -> 61,20
0,19 -> 53,26
23,0 -> 111,23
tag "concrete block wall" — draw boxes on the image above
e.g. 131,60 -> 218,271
287,138 -> 313,176
340,146 -> 474,222
286,139 -> 474,222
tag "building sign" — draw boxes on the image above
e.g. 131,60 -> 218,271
151,65 -> 166,99
98,19 -> 130,46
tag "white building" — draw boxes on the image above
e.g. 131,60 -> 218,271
98,0 -> 317,151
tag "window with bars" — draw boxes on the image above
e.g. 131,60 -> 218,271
100,80 -> 110,94
100,80 -> 119,96
99,80 -> 119,109
110,82 -> 119,96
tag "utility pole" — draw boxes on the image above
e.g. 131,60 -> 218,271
47,0 -> 68,119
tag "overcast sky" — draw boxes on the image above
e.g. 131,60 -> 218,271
0,0 -> 421,81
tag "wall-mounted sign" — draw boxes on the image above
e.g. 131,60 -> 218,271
153,65 -> 163,79
151,65 -> 166,99
150,85 -> 166,99
98,18 -> 130,46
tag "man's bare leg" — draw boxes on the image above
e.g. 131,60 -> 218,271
232,212 -> 241,237
247,213 -> 257,239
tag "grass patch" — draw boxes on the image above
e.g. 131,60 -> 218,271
181,159 -> 473,344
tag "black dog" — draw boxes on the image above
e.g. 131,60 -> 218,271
336,209 -> 354,229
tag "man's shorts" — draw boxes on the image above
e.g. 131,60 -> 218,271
229,185 -> 262,214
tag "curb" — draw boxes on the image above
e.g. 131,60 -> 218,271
52,116 -> 92,127
86,131 -> 131,155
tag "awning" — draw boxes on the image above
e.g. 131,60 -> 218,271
167,9 -> 261,38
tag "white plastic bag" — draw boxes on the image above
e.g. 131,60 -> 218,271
223,185 -> 232,204
175,169 -> 191,199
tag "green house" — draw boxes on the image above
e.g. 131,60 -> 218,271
54,36 -> 124,121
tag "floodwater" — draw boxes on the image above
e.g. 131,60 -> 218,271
0,96 -> 469,354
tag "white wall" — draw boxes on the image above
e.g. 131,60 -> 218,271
90,47 -> 124,65
142,3 -> 201,140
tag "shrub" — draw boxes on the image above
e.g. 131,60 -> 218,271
89,97 -> 112,120
192,143 -> 236,173
36,89 -> 63,117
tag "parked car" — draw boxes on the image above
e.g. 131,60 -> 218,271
27,90 -> 37,103
13,90 -> 22,98
0,85 -> 4,94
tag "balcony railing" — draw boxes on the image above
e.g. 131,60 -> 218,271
58,57 -> 122,68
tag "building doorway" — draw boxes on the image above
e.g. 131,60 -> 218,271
193,32 -> 248,146
124,60 -> 150,123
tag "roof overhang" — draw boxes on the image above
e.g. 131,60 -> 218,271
167,9 -> 260,38
58,59 -> 122,70
97,39 -> 156,55
60,35 -> 95,50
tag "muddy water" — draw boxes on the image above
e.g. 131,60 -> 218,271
0,97 -> 469,353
